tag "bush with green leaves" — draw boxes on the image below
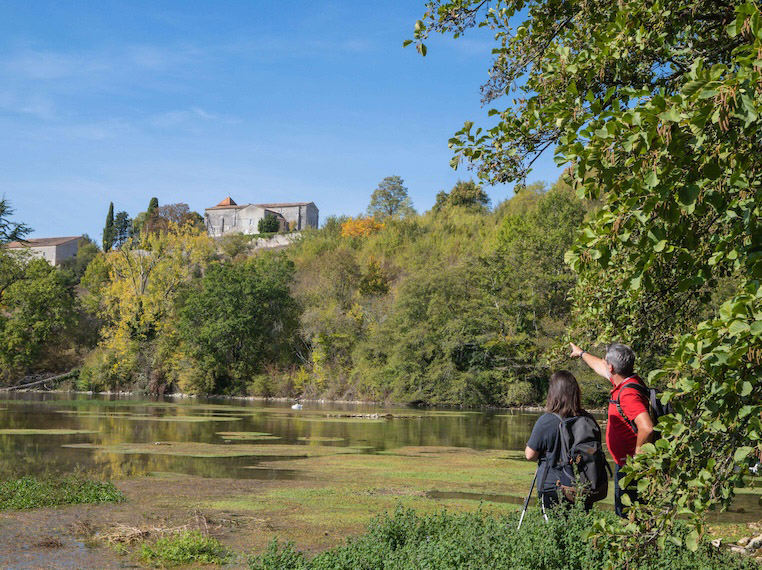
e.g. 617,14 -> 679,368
258,214 -> 280,233
0,473 -> 124,510
140,530 -> 231,567
249,506 -> 758,570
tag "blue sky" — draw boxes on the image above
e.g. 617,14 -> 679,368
0,1 -> 562,242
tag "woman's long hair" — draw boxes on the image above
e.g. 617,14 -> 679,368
545,370 -> 584,418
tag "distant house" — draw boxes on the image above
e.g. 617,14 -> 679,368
204,197 -> 319,237
4,236 -> 80,266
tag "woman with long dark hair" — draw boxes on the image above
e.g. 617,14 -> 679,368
525,370 -> 602,510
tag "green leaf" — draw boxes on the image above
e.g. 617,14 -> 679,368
728,320 -> 750,337
685,529 -> 699,552
677,185 -> 700,208
734,446 -> 754,462
683,79 -> 707,97
659,108 -> 682,123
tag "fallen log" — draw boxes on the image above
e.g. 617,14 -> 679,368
0,369 -> 78,391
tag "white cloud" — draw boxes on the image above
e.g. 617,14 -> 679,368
148,106 -> 220,128
0,91 -> 55,119
3,50 -> 111,80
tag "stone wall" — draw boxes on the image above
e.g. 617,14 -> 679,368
205,203 -> 317,236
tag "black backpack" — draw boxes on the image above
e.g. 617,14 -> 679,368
612,378 -> 673,438
540,413 -> 611,506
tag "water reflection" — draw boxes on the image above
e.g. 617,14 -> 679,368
0,393 -> 542,478
0,393 -> 757,523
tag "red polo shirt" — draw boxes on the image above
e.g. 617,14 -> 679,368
606,375 -> 649,466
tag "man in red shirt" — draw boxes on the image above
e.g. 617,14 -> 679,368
570,341 -> 654,517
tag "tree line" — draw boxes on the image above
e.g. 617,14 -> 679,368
0,177 -> 607,407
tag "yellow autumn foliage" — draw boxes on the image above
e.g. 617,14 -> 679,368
96,222 -> 216,380
340,217 -> 384,238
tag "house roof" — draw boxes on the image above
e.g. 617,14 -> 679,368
5,236 -> 81,248
256,202 -> 315,208
205,200 -> 316,211
216,196 -> 237,207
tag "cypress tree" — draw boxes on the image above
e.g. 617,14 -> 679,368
147,197 -> 159,214
102,202 -> 115,252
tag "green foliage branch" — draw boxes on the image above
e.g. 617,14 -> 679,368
411,0 -> 762,559
0,198 -> 30,244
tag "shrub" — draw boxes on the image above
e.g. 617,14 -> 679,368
248,506 -> 759,570
258,214 -> 280,233
219,233 -> 253,259
0,473 -> 124,510
140,530 -> 231,567
340,217 -> 384,238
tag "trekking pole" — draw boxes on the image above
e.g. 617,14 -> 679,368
517,465 -> 538,530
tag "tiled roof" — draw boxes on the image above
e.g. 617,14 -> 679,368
216,196 -> 237,206
205,201 -> 315,211
5,236 -> 81,248
255,202 -> 315,208
205,204 -> 246,210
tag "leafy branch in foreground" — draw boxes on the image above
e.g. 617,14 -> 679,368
412,0 -> 762,562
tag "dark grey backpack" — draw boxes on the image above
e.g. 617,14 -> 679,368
612,379 -> 673,439
540,413 -> 611,506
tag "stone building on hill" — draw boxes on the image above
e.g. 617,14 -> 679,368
4,236 -> 80,265
204,197 -> 319,237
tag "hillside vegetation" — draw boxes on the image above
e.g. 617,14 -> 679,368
0,180 -> 609,407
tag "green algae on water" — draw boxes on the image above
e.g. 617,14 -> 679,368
62,442 -> 365,458
0,429 -> 99,435
55,410 -> 242,422
216,431 -> 281,441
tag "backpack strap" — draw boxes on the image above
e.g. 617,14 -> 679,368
538,413 -> 563,494
610,378 -> 650,434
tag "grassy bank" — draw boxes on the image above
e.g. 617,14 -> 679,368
0,451 -> 756,567
249,507 -> 760,570
0,473 -> 124,510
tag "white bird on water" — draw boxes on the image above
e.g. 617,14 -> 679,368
291,403 -> 303,410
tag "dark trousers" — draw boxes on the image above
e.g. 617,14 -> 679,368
539,490 -> 560,510
538,489 -> 590,512
614,463 -> 638,518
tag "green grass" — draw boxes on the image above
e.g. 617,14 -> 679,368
140,530 -> 231,567
0,473 -> 124,510
0,429 -> 98,435
248,506 -> 761,570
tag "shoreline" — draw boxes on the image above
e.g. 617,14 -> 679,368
2,388 -> 593,414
